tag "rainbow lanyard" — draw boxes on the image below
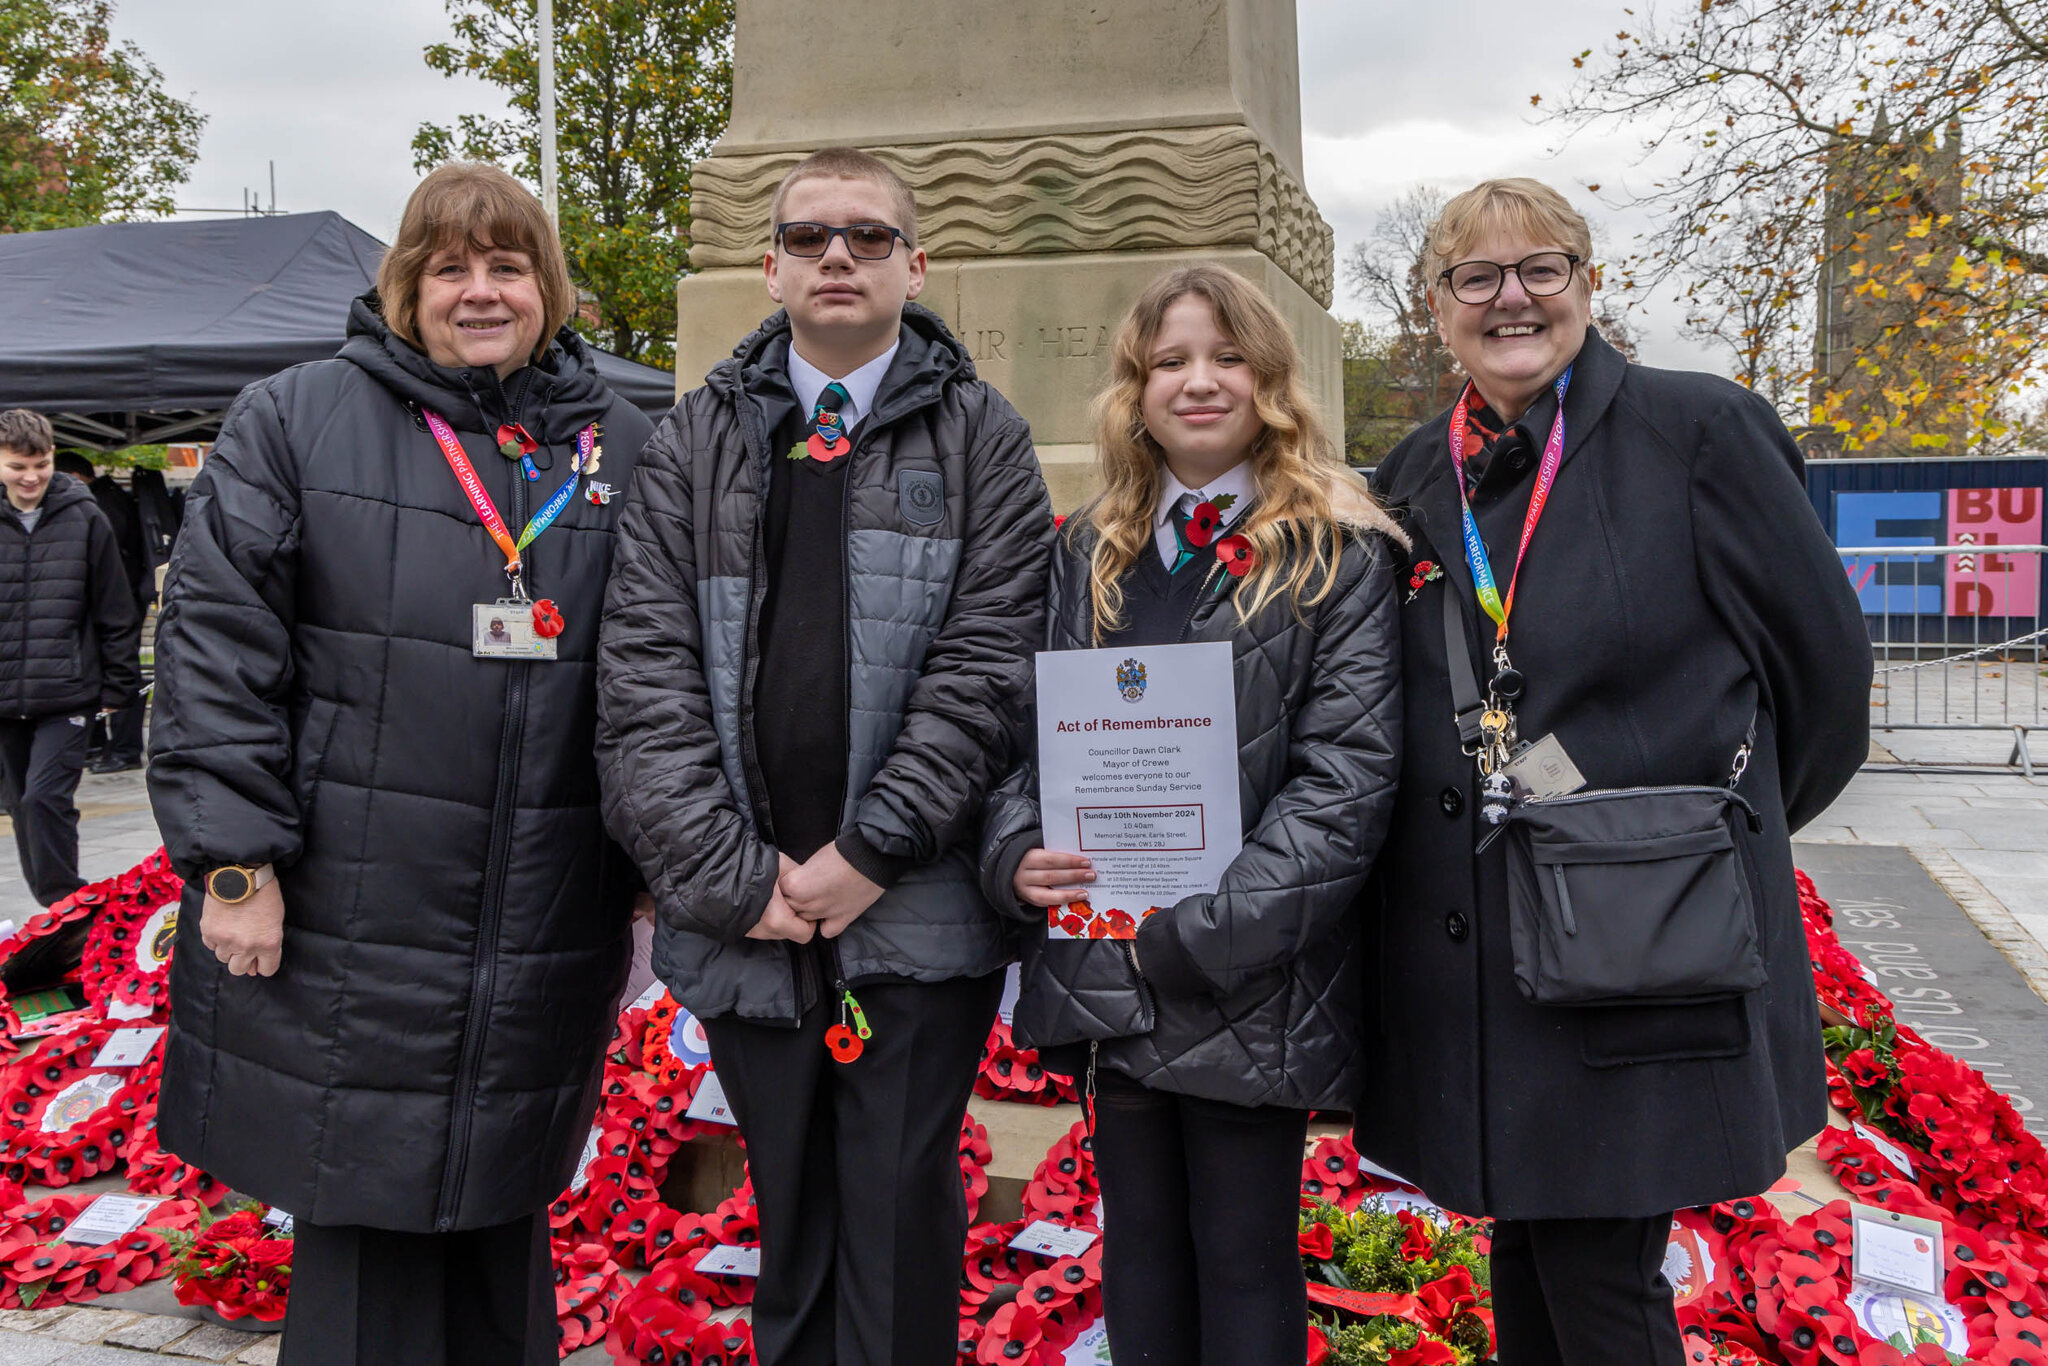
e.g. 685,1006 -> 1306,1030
423,410 -> 595,597
1445,366 -> 1572,648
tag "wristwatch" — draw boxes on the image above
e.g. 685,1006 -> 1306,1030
205,864 -> 276,905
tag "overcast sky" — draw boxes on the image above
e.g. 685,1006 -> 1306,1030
115,0 -> 1719,372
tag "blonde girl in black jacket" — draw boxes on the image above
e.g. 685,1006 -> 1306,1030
980,264 -> 1405,1366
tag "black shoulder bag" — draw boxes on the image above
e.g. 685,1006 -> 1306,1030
1444,601 -> 1768,1007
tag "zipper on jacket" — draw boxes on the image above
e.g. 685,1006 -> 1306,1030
1118,940 -> 1157,1024
730,384 -> 805,1025
434,419 -> 534,1232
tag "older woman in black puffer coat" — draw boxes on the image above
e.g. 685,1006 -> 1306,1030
147,163 -> 653,1366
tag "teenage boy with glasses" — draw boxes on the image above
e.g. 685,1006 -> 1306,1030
596,146 -> 1053,1366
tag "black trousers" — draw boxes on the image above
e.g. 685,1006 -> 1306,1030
0,713 -> 89,906
1090,1068 -> 1311,1366
88,696 -> 146,766
279,1210 -> 555,1366
702,967 -> 1003,1366
1488,1215 -> 1685,1366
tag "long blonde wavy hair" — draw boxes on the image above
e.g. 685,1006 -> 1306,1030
1082,265 -> 1406,642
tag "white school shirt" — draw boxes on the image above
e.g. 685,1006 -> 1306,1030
787,339 -> 900,435
1153,461 -> 1254,569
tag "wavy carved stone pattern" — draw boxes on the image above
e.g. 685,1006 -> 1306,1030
687,125 -> 1334,306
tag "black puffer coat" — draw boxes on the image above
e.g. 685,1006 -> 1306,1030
148,295 -> 652,1232
1357,329 -> 1869,1220
597,307 -> 1053,1024
979,508 -> 1404,1110
0,476 -> 142,719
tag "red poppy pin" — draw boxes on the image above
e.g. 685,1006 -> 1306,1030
1185,493 -> 1236,548
531,599 -> 566,638
496,423 -> 538,460
1406,559 -> 1443,603
1215,534 -> 1256,578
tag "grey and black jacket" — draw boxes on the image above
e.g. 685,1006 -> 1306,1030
596,306 -> 1054,1022
978,508 -> 1404,1110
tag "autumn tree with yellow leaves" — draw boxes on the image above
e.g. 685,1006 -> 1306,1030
1546,0 -> 2047,453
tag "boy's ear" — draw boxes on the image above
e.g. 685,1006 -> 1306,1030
903,247 -> 927,303
763,249 -> 784,304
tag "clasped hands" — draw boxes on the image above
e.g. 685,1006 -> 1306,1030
746,843 -> 885,944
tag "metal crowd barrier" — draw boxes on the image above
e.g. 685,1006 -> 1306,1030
1837,545 -> 2047,778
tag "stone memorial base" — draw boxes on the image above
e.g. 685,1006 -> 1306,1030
674,245 -> 1340,515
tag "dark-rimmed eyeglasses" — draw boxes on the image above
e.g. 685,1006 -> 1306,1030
1438,252 -> 1582,305
774,221 -> 907,260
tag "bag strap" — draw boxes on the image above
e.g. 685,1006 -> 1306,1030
1728,712 -> 1757,790
1442,595 -> 1486,751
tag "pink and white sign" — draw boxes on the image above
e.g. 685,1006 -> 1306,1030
1946,486 -> 2042,617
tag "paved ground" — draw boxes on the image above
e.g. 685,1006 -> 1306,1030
0,769 -> 162,934
1798,751 -> 2048,999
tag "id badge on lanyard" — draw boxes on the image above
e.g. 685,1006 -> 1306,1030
1446,367 -> 1573,828
421,410 -> 599,660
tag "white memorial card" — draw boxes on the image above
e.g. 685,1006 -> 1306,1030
686,1071 -> 738,1127
62,1194 -> 159,1246
1853,1122 -> 1917,1180
1850,1204 -> 1944,1296
697,1245 -> 761,1277
90,1026 -> 165,1069
1035,642 -> 1240,938
1008,1220 -> 1097,1258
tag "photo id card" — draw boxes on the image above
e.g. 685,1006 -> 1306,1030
473,601 -> 556,660
1502,733 -> 1586,801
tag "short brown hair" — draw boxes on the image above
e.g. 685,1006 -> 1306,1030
1426,178 -> 1594,294
376,162 -> 577,360
767,147 -> 918,248
0,410 -> 54,459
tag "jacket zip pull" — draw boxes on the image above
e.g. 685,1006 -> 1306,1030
1083,1041 -> 1099,1140
824,985 -> 870,1064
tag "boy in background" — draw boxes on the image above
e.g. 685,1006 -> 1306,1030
0,411 -> 142,905
597,148 -> 1051,1366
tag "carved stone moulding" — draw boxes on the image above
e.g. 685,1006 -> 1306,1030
687,123 -> 1336,307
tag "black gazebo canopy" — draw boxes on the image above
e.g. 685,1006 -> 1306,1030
0,211 -> 677,451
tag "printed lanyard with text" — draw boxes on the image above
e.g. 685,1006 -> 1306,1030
422,409 -> 595,599
1446,366 -> 1570,792
1445,364 -> 1572,651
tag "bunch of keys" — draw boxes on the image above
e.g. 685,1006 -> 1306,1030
1476,644 -> 1527,830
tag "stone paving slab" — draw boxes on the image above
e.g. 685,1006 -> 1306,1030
100,1320 -> 193,1353
42,1315 -> 135,1345
0,1333 -> 80,1366
159,1326 -> 262,1362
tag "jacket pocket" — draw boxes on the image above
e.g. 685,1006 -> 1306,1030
1013,936 -> 1156,1050
291,696 -> 340,832
1579,997 -> 1751,1068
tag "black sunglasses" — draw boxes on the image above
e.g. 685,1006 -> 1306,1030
774,221 -> 908,260
1437,252 -> 1582,305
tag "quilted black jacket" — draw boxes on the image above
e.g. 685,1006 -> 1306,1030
979,508 -> 1403,1110
0,475 -> 142,719
597,307 -> 1054,1023
148,296 -> 652,1232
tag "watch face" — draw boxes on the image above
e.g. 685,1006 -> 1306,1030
210,867 -> 251,902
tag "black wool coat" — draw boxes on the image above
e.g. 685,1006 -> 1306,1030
0,476 -> 142,719
148,295 -> 653,1232
1356,328 -> 1870,1220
